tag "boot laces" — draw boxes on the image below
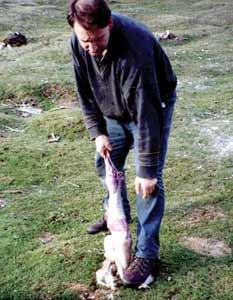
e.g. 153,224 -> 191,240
128,256 -> 151,276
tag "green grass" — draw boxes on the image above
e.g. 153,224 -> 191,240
0,0 -> 233,299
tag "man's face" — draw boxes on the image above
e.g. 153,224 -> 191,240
74,20 -> 112,56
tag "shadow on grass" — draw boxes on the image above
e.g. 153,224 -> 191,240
1,245 -> 231,300
159,243 -> 232,282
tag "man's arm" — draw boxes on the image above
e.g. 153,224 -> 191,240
121,65 -> 162,179
120,51 -> 164,198
70,33 -> 108,140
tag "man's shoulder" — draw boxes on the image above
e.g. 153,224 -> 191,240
70,32 -> 86,58
112,13 -> 160,60
70,31 -> 78,49
112,13 -> 155,43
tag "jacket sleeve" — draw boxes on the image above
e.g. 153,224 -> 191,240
121,57 -> 163,179
154,40 -> 177,101
70,34 -> 108,139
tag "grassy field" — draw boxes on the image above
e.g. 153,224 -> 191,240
0,0 -> 232,299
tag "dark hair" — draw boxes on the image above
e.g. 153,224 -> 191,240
67,0 -> 111,29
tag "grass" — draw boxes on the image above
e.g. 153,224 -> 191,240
0,0 -> 233,299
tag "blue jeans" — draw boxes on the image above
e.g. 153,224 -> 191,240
95,98 -> 176,259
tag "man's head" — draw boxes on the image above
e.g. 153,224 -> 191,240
67,0 -> 112,56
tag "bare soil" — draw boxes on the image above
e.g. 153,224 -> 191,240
181,237 -> 232,257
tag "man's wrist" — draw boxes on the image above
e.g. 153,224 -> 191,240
137,165 -> 158,179
89,127 -> 108,141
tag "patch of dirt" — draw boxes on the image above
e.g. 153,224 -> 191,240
47,211 -> 66,224
54,97 -> 79,109
39,232 -> 56,244
41,83 -> 78,108
181,237 -> 232,257
0,131 -> 8,140
200,120 -> 233,159
214,135 -> 233,157
181,205 -> 226,227
13,97 -> 40,107
66,283 -> 118,300
1,98 -> 43,118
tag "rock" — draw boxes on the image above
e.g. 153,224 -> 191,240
39,233 -> 56,244
2,32 -> 27,47
0,199 -> 7,208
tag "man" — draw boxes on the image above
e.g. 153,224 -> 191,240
67,0 -> 177,287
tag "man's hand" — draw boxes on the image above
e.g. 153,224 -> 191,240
95,135 -> 112,158
135,176 -> 158,199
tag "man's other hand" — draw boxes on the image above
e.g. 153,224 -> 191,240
95,135 -> 112,158
135,176 -> 158,199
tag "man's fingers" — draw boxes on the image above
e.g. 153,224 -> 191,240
135,177 -> 157,199
103,145 -> 112,157
142,190 -> 147,199
135,178 -> 141,195
102,144 -> 113,158
101,149 -> 106,158
106,143 -> 113,152
135,182 -> 140,195
142,186 -> 153,199
145,186 -> 155,198
95,135 -> 112,158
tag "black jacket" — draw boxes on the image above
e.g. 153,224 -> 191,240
70,13 -> 177,178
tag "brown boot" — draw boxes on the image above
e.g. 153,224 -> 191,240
87,216 -> 108,234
